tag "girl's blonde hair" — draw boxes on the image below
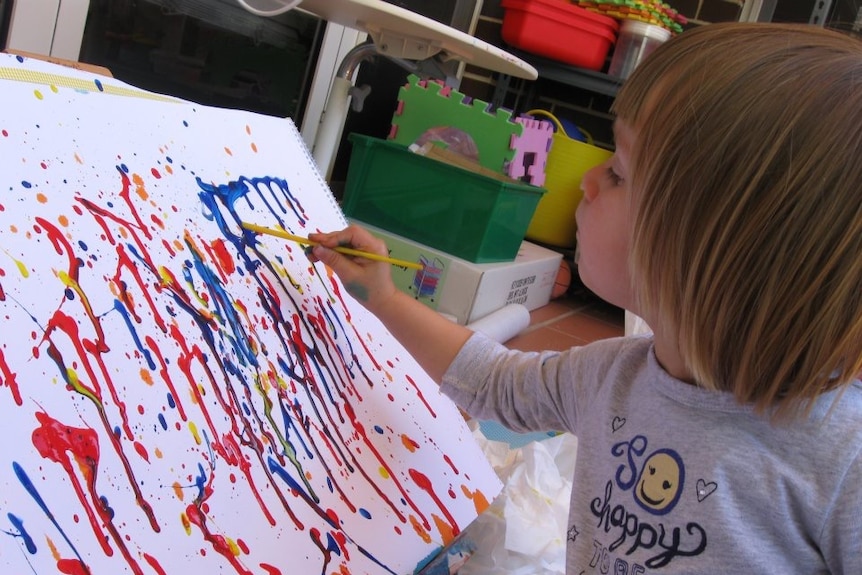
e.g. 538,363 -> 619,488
613,23 -> 862,418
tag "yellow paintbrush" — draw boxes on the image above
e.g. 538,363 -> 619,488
241,222 -> 424,270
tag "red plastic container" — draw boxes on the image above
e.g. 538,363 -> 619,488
501,0 -> 619,70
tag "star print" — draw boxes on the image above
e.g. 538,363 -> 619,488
568,525 -> 580,542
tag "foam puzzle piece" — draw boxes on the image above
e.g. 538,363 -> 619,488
508,116 -> 554,187
389,74 -> 522,174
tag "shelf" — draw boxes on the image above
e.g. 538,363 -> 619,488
507,48 -> 624,97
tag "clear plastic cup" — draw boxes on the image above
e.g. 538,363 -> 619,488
608,20 -> 671,79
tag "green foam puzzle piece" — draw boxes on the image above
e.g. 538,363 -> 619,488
389,74 -> 522,174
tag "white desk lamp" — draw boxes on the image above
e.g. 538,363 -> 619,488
236,0 -> 538,181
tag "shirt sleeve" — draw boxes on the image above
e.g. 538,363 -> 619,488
439,332 -> 583,434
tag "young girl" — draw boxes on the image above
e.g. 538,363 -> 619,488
309,22 -> 862,573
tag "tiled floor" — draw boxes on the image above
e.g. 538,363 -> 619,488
504,279 -> 625,352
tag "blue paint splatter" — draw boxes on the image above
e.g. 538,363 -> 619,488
13,462 -> 88,566
5,512 -> 37,553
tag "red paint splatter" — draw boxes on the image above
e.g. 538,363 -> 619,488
31,412 -> 146,573
142,553 -> 167,575
443,454 -> 459,475
133,441 -> 150,462
57,559 -> 89,575
208,238 -> 237,276
185,502 -> 252,574
0,348 -> 22,405
409,468 -> 460,537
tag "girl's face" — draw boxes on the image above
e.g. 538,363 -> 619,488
575,120 -> 637,312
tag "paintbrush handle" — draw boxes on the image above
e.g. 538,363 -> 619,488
241,222 -> 423,270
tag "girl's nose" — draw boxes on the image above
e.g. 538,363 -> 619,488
580,164 -> 602,202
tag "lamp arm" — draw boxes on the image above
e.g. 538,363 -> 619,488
236,0 -> 303,17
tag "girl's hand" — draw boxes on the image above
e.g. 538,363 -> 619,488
307,225 -> 398,315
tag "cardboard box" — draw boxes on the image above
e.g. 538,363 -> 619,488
355,220 -> 563,325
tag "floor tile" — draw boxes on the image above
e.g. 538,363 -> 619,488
549,312 -> 623,344
505,277 -> 625,351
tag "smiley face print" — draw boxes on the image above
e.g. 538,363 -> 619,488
634,448 -> 685,515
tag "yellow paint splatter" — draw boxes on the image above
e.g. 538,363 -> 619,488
378,466 -> 390,479
50,84 -> 59,93
33,89 -> 44,100
181,512 -> 192,534
2,247 -> 30,278
226,537 -> 241,557
158,266 -> 174,288
15,259 -> 29,278
189,421 -> 202,445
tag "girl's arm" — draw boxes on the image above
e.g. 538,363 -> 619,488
308,225 -> 473,382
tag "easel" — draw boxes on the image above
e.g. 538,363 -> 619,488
289,0 -> 538,180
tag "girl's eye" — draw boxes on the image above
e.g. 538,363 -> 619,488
605,166 -> 624,186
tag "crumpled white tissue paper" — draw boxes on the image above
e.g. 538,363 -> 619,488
458,426 -> 578,575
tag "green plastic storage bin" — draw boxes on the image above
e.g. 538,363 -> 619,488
342,134 -> 546,263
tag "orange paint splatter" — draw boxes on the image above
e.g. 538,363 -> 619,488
409,515 -> 431,543
433,513 -> 455,545
400,434 -> 419,453
36,193 -> 47,203
140,368 -> 154,385
224,147 -> 233,156
132,173 -> 149,200
461,485 -> 491,515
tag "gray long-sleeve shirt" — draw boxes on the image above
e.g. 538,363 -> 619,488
440,334 -> 862,574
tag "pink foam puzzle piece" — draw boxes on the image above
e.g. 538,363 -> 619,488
507,116 -> 554,187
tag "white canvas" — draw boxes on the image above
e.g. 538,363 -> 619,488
0,53 -> 501,575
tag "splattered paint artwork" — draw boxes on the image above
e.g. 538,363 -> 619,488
0,54 -> 501,574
